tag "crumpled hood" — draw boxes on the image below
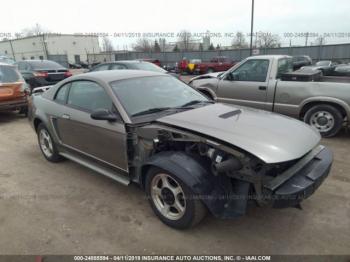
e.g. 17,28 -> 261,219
157,103 -> 320,163
189,71 -> 224,82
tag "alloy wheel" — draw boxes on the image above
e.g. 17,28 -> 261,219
150,173 -> 186,220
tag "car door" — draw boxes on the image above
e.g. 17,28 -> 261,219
216,59 -> 271,110
53,80 -> 128,171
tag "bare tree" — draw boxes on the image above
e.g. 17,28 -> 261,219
132,38 -> 153,52
22,23 -> 50,37
14,32 -> 23,39
231,32 -> 248,49
208,43 -> 215,50
173,44 -> 179,52
101,36 -> 114,52
314,36 -> 326,46
256,33 -> 281,48
177,30 -> 194,51
153,40 -> 161,52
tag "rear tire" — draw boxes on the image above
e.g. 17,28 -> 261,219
37,123 -> 63,162
145,167 -> 207,229
304,104 -> 343,137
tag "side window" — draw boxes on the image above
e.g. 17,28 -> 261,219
277,58 -> 293,78
54,83 -> 70,104
110,64 -> 127,70
231,59 -> 269,82
91,64 -> 110,72
67,81 -> 113,112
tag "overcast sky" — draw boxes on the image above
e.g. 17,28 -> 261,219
1,0 -> 350,49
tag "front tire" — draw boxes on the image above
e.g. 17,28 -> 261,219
304,104 -> 343,137
145,167 -> 207,229
19,106 -> 28,117
37,123 -> 63,162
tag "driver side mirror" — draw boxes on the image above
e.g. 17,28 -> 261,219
91,109 -> 118,122
225,72 -> 238,81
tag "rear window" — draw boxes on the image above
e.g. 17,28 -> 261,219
28,61 -> 64,70
128,62 -> 167,73
0,65 -> 21,83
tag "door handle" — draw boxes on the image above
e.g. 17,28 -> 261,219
259,86 -> 267,91
62,114 -> 71,120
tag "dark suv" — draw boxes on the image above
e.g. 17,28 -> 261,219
292,55 -> 312,70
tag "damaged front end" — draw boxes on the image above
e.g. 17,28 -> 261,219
126,123 -> 332,219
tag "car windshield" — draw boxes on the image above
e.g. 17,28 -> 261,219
316,61 -> 331,66
0,65 -> 22,83
110,75 -> 208,117
128,62 -> 167,73
28,60 -> 64,70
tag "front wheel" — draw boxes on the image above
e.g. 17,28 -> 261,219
145,167 -> 207,229
304,104 -> 343,137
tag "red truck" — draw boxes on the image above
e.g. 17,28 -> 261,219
194,56 -> 235,74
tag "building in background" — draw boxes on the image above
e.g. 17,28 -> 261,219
0,34 -> 100,66
202,34 -> 211,50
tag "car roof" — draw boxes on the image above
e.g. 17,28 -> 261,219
0,62 -> 14,67
99,60 -> 154,65
248,55 -> 291,60
71,69 -> 166,82
21,59 -> 57,63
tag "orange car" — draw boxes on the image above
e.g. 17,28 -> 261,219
0,63 -> 28,115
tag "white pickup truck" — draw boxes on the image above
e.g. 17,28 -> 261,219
190,55 -> 350,137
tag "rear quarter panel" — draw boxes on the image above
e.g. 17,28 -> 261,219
274,81 -> 350,118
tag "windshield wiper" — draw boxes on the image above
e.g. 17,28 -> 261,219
132,100 -> 214,117
131,107 -> 172,117
180,100 -> 214,108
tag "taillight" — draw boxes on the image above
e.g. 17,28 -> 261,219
64,71 -> 72,77
33,72 -> 48,78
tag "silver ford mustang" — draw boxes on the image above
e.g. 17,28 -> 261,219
28,70 -> 332,229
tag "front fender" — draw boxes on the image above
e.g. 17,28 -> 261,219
141,151 -> 250,218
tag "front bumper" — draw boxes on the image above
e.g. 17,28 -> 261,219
263,145 -> 332,208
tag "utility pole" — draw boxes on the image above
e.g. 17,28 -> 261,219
250,0 -> 255,55
41,34 -> 49,59
9,39 -> 16,61
305,32 -> 309,46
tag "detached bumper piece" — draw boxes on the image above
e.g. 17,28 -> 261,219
264,145 -> 332,208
